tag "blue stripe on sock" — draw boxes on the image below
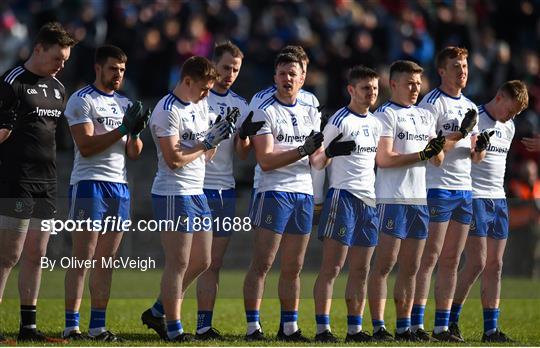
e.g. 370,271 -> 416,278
152,300 -> 164,316
197,311 -> 213,330
449,303 -> 463,323
397,317 -> 411,329
65,311 -> 79,328
246,310 -> 259,323
167,320 -> 182,333
411,305 -> 426,326
434,309 -> 451,327
316,314 -> 330,325
372,319 -> 385,327
280,310 -> 298,323
89,308 -> 106,329
348,315 -> 362,325
483,308 -> 500,333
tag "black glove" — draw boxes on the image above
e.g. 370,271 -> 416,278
316,104 -> 331,131
298,130 -> 324,157
239,111 -> 264,140
325,133 -> 356,158
131,108 -> 152,138
474,130 -> 495,152
119,101 -> 143,135
225,106 -> 240,124
0,100 -> 19,130
419,130 -> 445,161
459,108 -> 477,138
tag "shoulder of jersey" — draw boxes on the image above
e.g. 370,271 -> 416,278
328,107 -> 351,128
422,88 -> 443,105
253,85 -> 276,100
229,90 -> 248,105
297,98 -> 318,109
298,88 -> 319,103
256,94 -> 277,111
161,93 -> 185,111
375,101 -> 393,113
461,94 -> 477,107
2,66 -> 26,85
74,85 -> 95,99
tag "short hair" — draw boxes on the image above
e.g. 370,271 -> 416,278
499,80 -> 529,113
212,41 -> 244,62
34,22 -> 77,49
280,45 -> 309,66
274,52 -> 303,70
180,56 -> 218,82
347,65 -> 379,85
436,46 -> 468,69
95,45 -> 127,65
389,60 -> 423,80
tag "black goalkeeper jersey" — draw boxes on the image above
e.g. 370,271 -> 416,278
0,65 -> 66,183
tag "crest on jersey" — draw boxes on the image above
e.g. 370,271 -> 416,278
338,226 -> 346,237
420,115 -> 428,125
14,201 -> 24,213
397,132 -> 405,140
265,214 -> 272,224
303,116 -> 311,125
385,219 -> 394,230
362,125 -> 370,136
54,89 -> 61,99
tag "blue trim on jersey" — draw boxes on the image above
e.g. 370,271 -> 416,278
426,89 -> 442,104
437,87 -> 462,100
256,85 -> 276,99
479,104 -> 496,122
91,85 -> 114,97
230,90 -> 247,103
260,96 -> 276,110
389,101 -> 412,109
77,85 -> 93,97
332,108 -> 349,127
274,98 -> 297,108
114,92 -> 128,99
5,66 -> 24,84
170,92 -> 190,106
210,89 -> 229,97
163,94 -> 175,111
297,99 -> 315,108
375,102 -> 391,113
346,107 -> 368,118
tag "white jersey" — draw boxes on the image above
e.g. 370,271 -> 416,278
419,88 -> 479,190
471,105 -> 514,199
253,96 -> 321,194
374,102 -> 436,205
205,89 -> 248,190
324,107 -> 381,207
64,85 -> 131,185
249,86 -> 320,190
150,93 -> 211,196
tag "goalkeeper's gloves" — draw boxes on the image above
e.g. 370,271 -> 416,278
474,130 -> 495,152
118,101 -> 143,136
131,108 -> 152,138
419,130 -> 445,161
324,133 -> 356,158
225,106 -> 241,124
202,115 -> 234,150
459,108 -> 477,138
297,130 -> 324,157
238,111 -> 264,140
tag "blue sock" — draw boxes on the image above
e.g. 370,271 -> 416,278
449,303 -> 463,324
167,319 -> 183,339
347,315 -> 362,334
483,308 -> 500,334
89,308 -> 106,336
151,299 -> 165,317
411,304 -> 425,329
65,311 -> 79,330
197,311 -> 213,331
396,317 -> 411,334
246,310 -> 260,324
372,319 -> 385,332
316,314 -> 330,334
280,311 -> 298,324
434,309 -> 451,333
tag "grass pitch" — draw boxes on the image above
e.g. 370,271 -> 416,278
1,270 -> 539,346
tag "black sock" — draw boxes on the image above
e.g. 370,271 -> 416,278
20,305 -> 36,329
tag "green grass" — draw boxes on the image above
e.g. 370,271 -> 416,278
1,270 -> 539,346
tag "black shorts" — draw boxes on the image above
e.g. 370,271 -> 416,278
0,181 -> 56,219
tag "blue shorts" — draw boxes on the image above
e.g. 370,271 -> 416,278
203,188 -> 236,237
318,189 -> 379,247
378,204 -> 429,240
251,191 -> 313,235
427,189 -> 473,224
469,199 -> 509,239
152,194 -> 212,233
68,180 -> 130,232
247,188 -> 257,220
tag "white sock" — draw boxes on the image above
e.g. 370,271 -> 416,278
348,324 -> 362,335
411,324 -> 424,332
485,328 -> 497,336
88,327 -> 106,337
317,324 -> 330,334
167,328 -> 184,340
196,326 -> 211,334
373,324 -> 385,333
283,321 -> 298,336
246,321 -> 261,335
63,326 -> 79,336
433,325 -> 448,334
396,326 -> 409,334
